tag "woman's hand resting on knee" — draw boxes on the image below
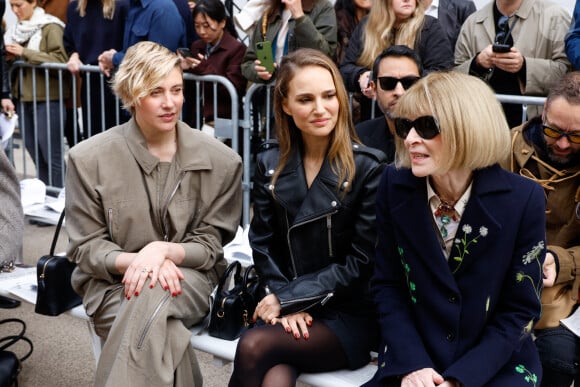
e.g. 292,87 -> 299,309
118,241 -> 185,299
275,312 -> 313,340
252,294 -> 314,339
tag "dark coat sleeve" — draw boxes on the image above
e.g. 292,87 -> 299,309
416,16 -> 454,73
566,0 -> 580,70
339,16 -> 367,92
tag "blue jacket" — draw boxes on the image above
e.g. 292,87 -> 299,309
113,0 -> 187,67
366,164 -> 545,386
566,0 -> 580,70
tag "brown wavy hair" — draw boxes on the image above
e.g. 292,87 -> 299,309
272,48 -> 359,194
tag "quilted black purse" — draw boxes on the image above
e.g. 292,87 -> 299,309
208,261 -> 259,340
35,211 -> 82,316
0,318 -> 33,387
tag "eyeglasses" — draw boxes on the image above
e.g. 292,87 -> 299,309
542,123 -> 580,144
394,115 -> 440,140
377,76 -> 420,91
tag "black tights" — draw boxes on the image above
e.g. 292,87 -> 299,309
229,321 -> 348,387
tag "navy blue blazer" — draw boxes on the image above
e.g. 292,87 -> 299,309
366,164 -> 546,386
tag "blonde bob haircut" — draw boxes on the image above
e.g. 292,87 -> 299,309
112,41 -> 182,114
393,71 -> 511,173
273,48 -> 359,194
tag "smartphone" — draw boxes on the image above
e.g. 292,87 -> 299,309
255,41 -> 275,73
177,47 -> 194,58
492,43 -> 511,53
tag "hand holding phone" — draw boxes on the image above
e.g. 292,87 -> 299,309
177,47 -> 194,58
492,43 -> 511,53
255,41 -> 275,73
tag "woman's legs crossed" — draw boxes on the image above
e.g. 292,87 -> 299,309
229,321 -> 349,387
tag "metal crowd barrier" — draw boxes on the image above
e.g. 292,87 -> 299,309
6,61 -> 549,227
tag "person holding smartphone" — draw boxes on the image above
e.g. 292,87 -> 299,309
454,0 -> 570,128
177,0 -> 246,128
240,0 -> 337,83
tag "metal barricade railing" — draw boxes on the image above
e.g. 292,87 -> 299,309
8,62 -> 250,225
6,59 -> 550,227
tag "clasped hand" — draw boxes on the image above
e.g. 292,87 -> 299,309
253,294 -> 313,339
402,368 -> 460,387
122,241 -> 184,299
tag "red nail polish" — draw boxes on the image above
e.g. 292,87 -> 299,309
177,290 -> 182,295
285,327 -> 291,333
134,291 -> 139,296
164,286 -> 169,291
172,292 -> 177,297
127,296 -> 131,300
307,320 -> 312,327
149,284 -> 154,289
304,333 -> 309,340
294,333 -> 300,339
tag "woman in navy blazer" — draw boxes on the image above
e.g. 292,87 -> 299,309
365,71 -> 546,387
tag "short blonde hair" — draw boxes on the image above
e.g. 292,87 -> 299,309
394,71 -> 510,172
112,42 -> 182,113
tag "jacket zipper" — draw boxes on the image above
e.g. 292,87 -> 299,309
107,208 -> 114,241
287,210 -> 338,279
280,292 -> 334,313
137,292 -> 172,349
326,215 -> 333,257
160,172 -> 185,242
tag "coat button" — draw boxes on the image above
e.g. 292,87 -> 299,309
267,169 -> 274,175
446,333 -> 455,341
331,201 -> 337,207
268,184 -> 274,191
448,295 -> 457,303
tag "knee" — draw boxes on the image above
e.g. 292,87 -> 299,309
235,329 -> 268,364
535,326 -> 579,371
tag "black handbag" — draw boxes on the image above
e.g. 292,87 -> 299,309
0,318 -> 33,387
208,261 -> 259,340
35,211 -> 82,316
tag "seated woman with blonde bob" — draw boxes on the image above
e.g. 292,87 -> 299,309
65,41 -> 243,387
365,71 -> 545,386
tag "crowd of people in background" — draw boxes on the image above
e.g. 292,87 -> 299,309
1,0 -> 580,386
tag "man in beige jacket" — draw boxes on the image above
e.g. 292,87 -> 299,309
454,0 -> 570,128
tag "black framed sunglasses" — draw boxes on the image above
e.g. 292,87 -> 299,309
377,76 -> 420,91
494,15 -> 511,44
542,123 -> 580,144
394,115 -> 440,140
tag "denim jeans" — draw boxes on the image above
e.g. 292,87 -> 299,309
535,325 -> 580,387
21,101 -> 65,188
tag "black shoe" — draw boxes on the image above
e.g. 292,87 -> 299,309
0,295 -> 21,308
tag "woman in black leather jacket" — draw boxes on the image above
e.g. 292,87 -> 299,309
229,48 -> 386,387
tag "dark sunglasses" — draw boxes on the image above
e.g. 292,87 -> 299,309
394,115 -> 440,140
377,76 -> 420,91
495,15 -> 511,44
542,124 -> 580,144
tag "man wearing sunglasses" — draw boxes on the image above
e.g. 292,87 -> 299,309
355,45 -> 422,163
504,71 -> 580,387
454,0 -> 570,128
